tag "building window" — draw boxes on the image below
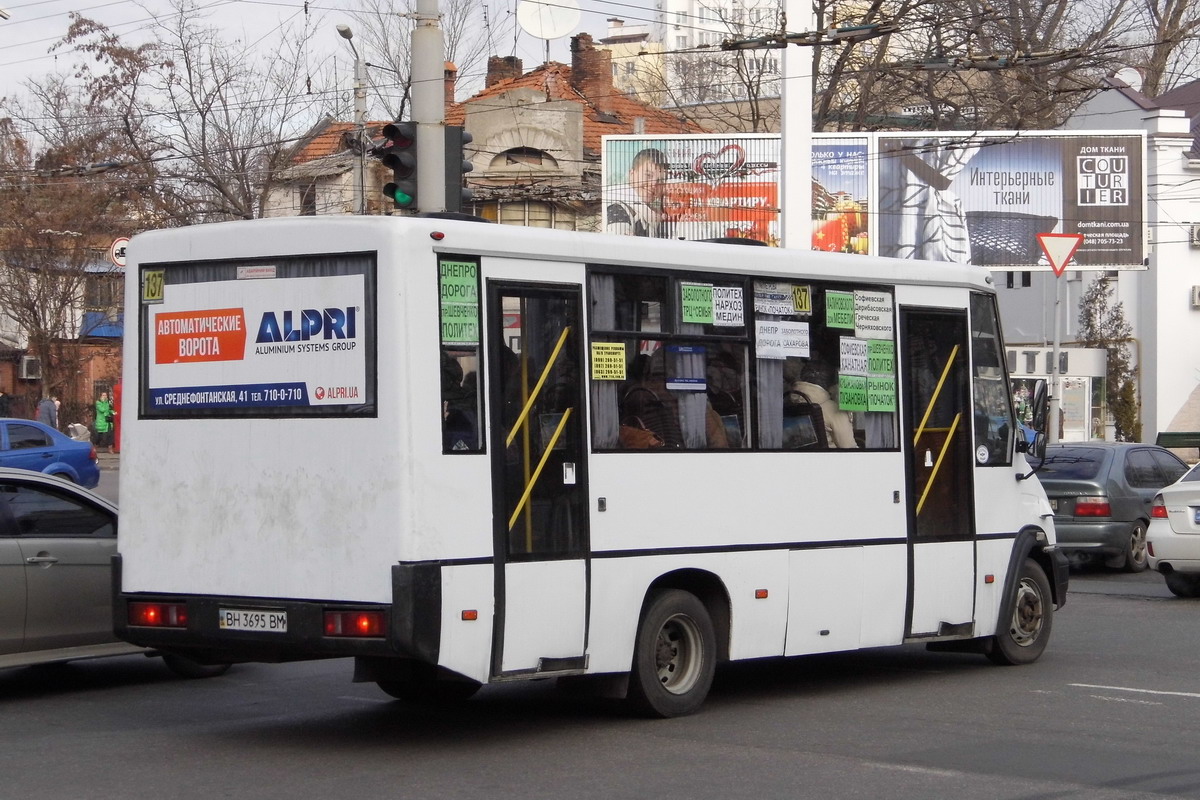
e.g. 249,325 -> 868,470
300,182 -> 317,216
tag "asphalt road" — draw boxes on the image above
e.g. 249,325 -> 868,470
4,550 -> 1198,800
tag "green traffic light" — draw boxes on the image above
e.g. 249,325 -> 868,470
383,182 -> 416,209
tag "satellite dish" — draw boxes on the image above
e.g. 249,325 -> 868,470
516,0 -> 581,41
1113,67 -> 1143,92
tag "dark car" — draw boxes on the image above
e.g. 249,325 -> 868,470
0,468 -> 227,677
1037,442 -> 1189,572
0,418 -> 99,488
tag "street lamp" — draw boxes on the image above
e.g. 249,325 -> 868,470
337,24 -> 367,215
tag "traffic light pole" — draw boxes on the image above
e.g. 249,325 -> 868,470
412,0 -> 446,213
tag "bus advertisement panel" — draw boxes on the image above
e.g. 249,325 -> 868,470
139,254 -> 376,417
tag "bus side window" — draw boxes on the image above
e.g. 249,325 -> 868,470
438,256 -> 484,454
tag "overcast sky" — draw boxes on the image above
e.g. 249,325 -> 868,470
0,0 -> 647,97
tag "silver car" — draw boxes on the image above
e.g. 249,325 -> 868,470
1037,442 -> 1189,572
0,468 -> 226,677
1147,462 -> 1200,597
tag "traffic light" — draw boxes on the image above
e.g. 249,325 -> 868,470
444,125 -> 474,213
379,120 -> 418,209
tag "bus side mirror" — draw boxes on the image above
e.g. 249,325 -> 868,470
1017,431 -> 1048,480
1030,379 -> 1048,434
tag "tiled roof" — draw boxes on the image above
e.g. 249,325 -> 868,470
290,61 -> 697,166
447,61 -> 700,157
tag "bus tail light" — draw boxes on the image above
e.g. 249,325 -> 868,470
1151,495 -> 1168,519
324,610 -> 386,637
129,602 -> 188,628
1073,497 -> 1111,517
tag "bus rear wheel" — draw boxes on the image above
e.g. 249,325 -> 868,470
987,558 -> 1052,666
628,589 -> 716,718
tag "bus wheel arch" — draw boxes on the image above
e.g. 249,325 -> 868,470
643,569 -> 731,662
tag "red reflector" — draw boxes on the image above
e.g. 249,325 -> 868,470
984,574 -> 995,584
430,231 -> 445,241
754,589 -> 768,599
323,610 -> 386,637
461,609 -> 478,621
1151,497 -> 1168,519
1073,497 -> 1111,517
1147,541 -> 1156,557
128,602 -> 188,628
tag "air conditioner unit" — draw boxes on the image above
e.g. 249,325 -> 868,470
1191,224 -> 1200,248
18,355 -> 40,380
1191,285 -> 1200,309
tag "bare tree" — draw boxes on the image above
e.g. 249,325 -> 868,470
1122,0 -> 1200,95
348,0 -> 492,120
0,117 -> 115,412
55,5 -> 324,224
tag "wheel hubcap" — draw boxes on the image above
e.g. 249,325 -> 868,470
655,613 -> 703,695
1009,578 -> 1044,647
1130,526 -> 1147,565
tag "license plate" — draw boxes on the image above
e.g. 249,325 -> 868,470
219,608 -> 287,632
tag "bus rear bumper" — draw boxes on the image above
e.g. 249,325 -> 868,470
112,557 -> 442,666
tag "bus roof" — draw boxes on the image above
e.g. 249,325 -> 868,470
130,215 -> 995,293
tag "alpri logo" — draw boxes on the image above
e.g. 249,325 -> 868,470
256,307 -> 357,343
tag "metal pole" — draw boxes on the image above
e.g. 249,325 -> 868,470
354,55 -> 367,215
412,0 -> 446,213
338,25 -> 368,215
1049,275 -> 1063,442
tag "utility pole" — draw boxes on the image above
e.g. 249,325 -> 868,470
338,25 -> 368,215
412,0 -> 446,213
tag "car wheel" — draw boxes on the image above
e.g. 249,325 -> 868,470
1164,572 -> 1200,598
627,589 -> 717,718
1122,521 -> 1149,573
162,654 -> 232,679
987,558 -> 1053,666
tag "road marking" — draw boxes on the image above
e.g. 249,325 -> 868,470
1070,683 -> 1200,699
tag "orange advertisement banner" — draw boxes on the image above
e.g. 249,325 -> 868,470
155,308 -> 247,364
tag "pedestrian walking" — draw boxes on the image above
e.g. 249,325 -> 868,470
36,395 -> 58,429
94,391 -> 115,453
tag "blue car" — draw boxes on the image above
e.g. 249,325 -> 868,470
0,418 -> 99,488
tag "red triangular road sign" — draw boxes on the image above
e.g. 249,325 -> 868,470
1037,233 -> 1084,277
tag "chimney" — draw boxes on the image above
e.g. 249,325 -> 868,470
486,56 -> 523,88
570,33 -> 614,114
444,61 -> 457,108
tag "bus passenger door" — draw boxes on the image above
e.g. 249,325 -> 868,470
899,309 -> 976,637
488,282 -> 589,677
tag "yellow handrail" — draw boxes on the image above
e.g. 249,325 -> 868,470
506,326 -> 571,447
913,344 -> 959,446
916,412 -> 961,516
507,407 -> 573,533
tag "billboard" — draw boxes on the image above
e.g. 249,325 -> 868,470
601,132 -> 1146,270
603,135 -> 781,244
877,133 -> 1144,268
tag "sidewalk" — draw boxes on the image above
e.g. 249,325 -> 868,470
98,451 -> 121,470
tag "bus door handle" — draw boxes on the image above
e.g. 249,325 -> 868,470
563,462 -> 576,485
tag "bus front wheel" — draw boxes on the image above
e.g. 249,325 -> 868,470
628,589 -> 716,718
988,558 -> 1052,666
